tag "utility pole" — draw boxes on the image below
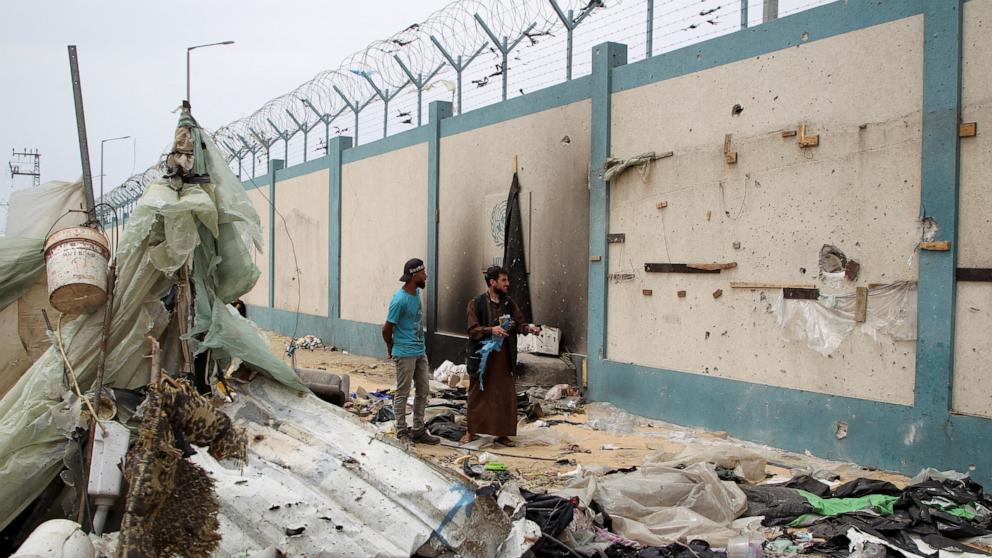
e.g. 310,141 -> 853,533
68,45 -> 96,214
9,148 -> 41,187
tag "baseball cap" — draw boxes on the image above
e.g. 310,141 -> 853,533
400,258 -> 425,282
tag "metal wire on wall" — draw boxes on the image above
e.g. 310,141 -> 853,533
98,0 -> 834,221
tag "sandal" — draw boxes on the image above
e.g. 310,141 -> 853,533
495,437 -> 516,447
459,433 -> 476,445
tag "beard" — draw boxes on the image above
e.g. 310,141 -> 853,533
416,279 -> 427,289
494,285 -> 509,299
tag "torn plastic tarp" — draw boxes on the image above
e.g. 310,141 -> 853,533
645,446 -> 769,484
0,117 -> 304,531
775,281 -> 917,356
0,179 -> 88,313
554,463 -> 747,546
192,376 -> 537,558
0,237 -> 45,313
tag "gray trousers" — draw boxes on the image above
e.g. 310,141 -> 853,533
393,355 -> 430,430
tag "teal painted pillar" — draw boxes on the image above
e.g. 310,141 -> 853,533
426,100 -> 453,337
587,43 -> 627,397
915,0 -> 963,422
267,158 -> 285,308
327,136 -> 353,321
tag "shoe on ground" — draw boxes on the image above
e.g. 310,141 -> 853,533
410,428 -> 440,445
395,427 -> 410,440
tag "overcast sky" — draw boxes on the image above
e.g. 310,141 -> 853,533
1,0 -> 829,232
0,0 -> 451,231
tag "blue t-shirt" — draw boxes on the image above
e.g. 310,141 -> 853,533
386,288 -> 425,357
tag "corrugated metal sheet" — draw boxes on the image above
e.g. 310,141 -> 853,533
193,377 -> 535,557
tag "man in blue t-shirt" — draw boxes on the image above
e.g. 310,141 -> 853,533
381,258 -> 440,444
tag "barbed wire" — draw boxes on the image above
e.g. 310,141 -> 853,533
99,0 -> 833,218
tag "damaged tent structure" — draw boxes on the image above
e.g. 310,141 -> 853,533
0,106 -> 533,557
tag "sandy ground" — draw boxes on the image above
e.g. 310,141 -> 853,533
266,331 -> 909,491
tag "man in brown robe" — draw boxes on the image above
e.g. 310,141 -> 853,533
461,266 -> 540,446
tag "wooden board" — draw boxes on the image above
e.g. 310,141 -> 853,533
920,241 -> 951,251
687,262 -> 737,271
956,268 -> 992,282
731,281 -> 816,289
783,288 -> 820,300
645,263 -> 720,274
855,287 -> 868,323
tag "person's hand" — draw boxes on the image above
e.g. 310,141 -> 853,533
528,325 -> 542,335
492,326 -> 509,337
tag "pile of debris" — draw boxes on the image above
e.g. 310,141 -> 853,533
334,358 -> 992,558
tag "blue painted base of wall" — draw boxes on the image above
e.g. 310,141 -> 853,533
588,358 -> 992,487
246,304 -> 386,359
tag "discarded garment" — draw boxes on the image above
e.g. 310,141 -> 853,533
476,315 -> 512,391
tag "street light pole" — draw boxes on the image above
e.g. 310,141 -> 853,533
186,40 -> 235,104
100,135 -> 130,202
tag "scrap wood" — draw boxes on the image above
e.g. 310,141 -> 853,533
687,262 -> 737,271
731,281 -> 817,289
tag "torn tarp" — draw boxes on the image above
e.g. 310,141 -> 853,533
0,109 -> 304,531
554,463 -> 747,546
775,281 -> 917,356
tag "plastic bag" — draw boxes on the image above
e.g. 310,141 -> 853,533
775,282 -> 917,356
584,402 -> 636,434
554,463 -> 747,546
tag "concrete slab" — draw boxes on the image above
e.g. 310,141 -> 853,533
515,353 -> 576,387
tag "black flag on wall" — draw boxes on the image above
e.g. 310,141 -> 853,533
503,172 -> 532,323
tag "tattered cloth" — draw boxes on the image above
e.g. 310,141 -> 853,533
117,380 -> 246,558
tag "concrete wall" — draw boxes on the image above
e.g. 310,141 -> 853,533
606,17 -> 923,405
437,101 -> 591,352
340,144 -> 428,324
240,0 -> 992,483
273,170 -> 330,317
243,188 -> 270,308
953,0 -> 992,418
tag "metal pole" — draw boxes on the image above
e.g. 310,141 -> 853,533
763,0 -> 778,22
456,56 -> 464,113
741,0 -> 749,29
566,11 -> 574,79
186,48 -> 191,102
383,90 -> 390,137
100,143 -> 104,203
646,0 -> 654,57
68,45 -> 95,214
502,37 -> 509,101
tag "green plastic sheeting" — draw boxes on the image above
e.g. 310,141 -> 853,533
0,110 -> 305,531
788,491 -> 899,527
0,238 -> 45,313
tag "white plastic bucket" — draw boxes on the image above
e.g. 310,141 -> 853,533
43,227 -> 110,315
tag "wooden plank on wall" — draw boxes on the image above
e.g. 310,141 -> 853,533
783,287 -> 820,300
855,286 -> 868,323
956,268 -> 992,282
645,263 -> 720,274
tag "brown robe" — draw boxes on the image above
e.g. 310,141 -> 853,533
466,295 -> 530,437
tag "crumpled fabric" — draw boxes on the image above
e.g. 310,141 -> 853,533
555,463 -> 747,547
476,316 -> 512,391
